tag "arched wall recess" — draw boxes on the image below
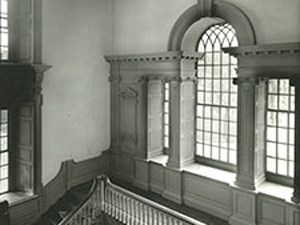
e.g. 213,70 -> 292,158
168,0 -> 257,51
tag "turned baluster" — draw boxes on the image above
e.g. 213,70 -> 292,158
125,197 -> 130,225
135,200 -> 140,225
103,188 -> 107,214
128,198 -> 133,225
144,205 -> 148,224
153,209 -> 157,225
121,194 -> 126,223
169,215 -> 174,225
115,191 -> 120,220
115,192 -> 119,220
111,189 -> 116,218
110,188 -> 114,217
120,193 -> 124,222
107,188 -> 111,215
139,202 -> 143,225
158,211 -> 163,225
92,195 -> 96,219
148,207 -> 152,225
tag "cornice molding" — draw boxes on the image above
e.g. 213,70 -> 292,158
223,42 -> 300,57
105,51 -> 204,63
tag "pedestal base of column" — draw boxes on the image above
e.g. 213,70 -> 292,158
162,167 -> 182,204
291,192 -> 300,204
133,158 -> 149,191
229,188 -> 256,225
166,157 -> 194,170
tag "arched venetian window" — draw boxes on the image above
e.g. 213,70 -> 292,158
195,23 -> 238,171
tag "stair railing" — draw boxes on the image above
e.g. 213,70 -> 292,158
60,175 -> 206,225
58,178 -> 100,225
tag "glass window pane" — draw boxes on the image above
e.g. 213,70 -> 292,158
197,144 -> 204,156
267,127 -> 276,142
0,152 -> 8,165
278,112 -> 288,127
229,150 -> 236,164
0,137 -> 7,151
268,95 -> 278,110
279,95 -> 289,110
267,112 -> 277,126
278,128 -> 288,143
278,144 -> 288,159
211,146 -> 219,160
204,145 -> 211,157
0,165 -> 8,178
289,162 -> 294,177
0,179 -> 8,193
278,160 -> 288,176
267,158 -> 276,173
267,142 -> 276,157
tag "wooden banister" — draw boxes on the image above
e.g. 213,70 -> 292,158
59,175 -> 206,225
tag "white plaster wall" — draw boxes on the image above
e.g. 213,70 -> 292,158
226,0 -> 300,44
41,0 -> 113,184
112,0 -> 197,54
113,0 -> 300,54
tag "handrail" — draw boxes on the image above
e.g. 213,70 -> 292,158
58,178 -> 99,225
60,175 -> 206,225
105,178 -> 204,225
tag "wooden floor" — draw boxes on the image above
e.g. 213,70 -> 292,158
112,178 -> 229,225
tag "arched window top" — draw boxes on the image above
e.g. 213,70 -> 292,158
168,0 -> 256,51
198,23 -> 238,53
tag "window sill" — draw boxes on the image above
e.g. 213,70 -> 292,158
256,181 -> 293,203
182,163 -> 294,204
149,154 -> 168,166
147,159 -> 294,204
0,192 -> 36,206
183,163 -> 236,185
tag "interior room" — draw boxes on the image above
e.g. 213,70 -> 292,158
0,0 -> 299,224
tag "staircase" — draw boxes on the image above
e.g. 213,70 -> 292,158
34,175 -> 207,225
33,181 -> 92,225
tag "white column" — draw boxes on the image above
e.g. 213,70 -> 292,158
234,71 -> 265,190
291,78 -> 300,203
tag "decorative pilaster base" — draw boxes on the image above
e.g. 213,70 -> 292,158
133,158 -> 149,191
162,167 -> 182,204
229,188 -> 256,225
291,190 -> 300,204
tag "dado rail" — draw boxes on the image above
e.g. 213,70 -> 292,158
59,175 -> 205,225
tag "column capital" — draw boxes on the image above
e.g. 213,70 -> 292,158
109,75 -> 122,83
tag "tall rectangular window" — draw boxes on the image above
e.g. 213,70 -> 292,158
163,82 -> 170,150
0,109 -> 9,194
266,79 -> 295,185
0,0 -> 8,60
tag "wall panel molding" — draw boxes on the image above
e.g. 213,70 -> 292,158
7,152 -> 108,225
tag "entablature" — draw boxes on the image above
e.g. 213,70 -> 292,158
105,51 -> 204,82
223,42 -> 300,77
